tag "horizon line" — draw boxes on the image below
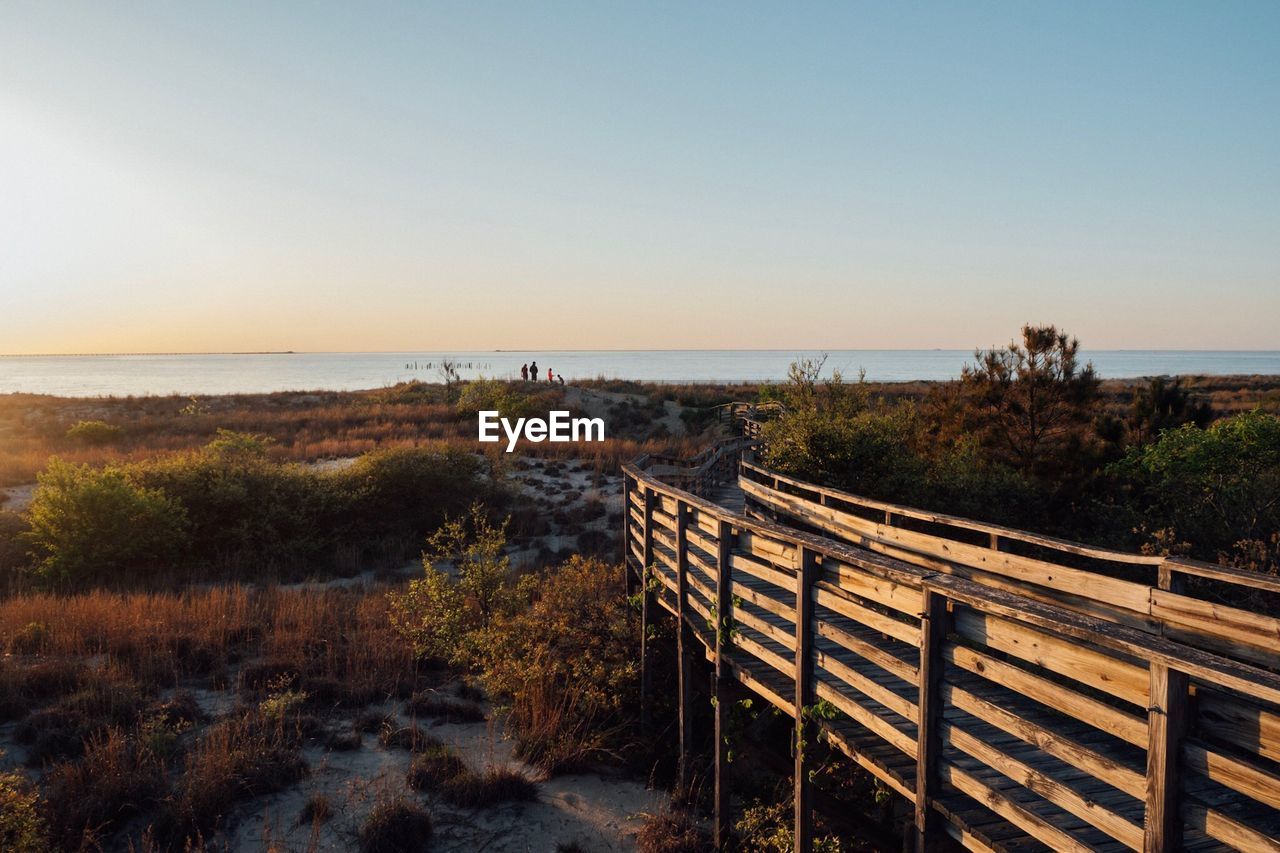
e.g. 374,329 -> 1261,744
5,347 -> 1280,358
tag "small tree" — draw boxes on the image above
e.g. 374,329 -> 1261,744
439,358 -> 461,405
958,325 -> 1099,478
1127,377 -> 1212,446
388,504 -> 527,666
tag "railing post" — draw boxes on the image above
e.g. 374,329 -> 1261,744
1158,560 -> 1186,595
623,474 -> 636,595
676,499 -> 694,795
1145,662 -> 1190,852
714,519 -> 734,850
640,488 -> 656,734
794,546 -> 817,853
915,588 -> 948,852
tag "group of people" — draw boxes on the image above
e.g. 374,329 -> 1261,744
520,361 -> 564,385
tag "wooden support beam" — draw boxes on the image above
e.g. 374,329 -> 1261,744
915,589 -> 948,852
795,546 -> 818,853
715,518 -> 734,851
640,487 -> 656,735
1145,662 -> 1190,852
623,474 -> 636,595
676,499 -> 694,794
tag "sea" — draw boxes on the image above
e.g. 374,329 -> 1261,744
1,351 -> 1278,398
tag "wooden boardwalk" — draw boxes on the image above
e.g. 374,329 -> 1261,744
622,425 -> 1280,853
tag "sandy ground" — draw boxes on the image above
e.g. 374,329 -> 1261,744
1,451 -> 651,851
563,386 -> 687,437
223,704 -> 663,852
1,482 -> 36,513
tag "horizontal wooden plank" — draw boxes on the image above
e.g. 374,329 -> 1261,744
813,616 -> 918,684
1184,801 -> 1280,853
812,678 -> 916,758
941,683 -> 1145,800
1183,739 -> 1280,811
743,459 -> 1163,569
820,562 -> 922,616
812,582 -> 921,645
940,761 -> 1093,853
1196,689 -> 1280,764
1152,588 -> 1280,667
734,605 -> 796,653
1164,555 -> 1280,595
941,722 -> 1144,850
953,608 -> 1149,707
730,552 -> 795,592
743,476 -> 1153,616
739,526 -> 799,569
731,580 -> 794,623
816,648 -> 917,722
946,645 -> 1148,748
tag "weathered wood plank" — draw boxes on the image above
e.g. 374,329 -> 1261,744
953,608 -> 1149,707
946,645 -> 1148,747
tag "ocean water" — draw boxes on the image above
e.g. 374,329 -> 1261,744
1,350 -> 1278,398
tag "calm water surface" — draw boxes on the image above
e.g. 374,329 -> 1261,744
2,351 -> 1279,397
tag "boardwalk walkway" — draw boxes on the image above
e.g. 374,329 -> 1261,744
622,423 -> 1280,853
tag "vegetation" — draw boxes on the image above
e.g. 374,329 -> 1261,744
390,508 -> 640,773
760,326 -> 1280,576
358,798 -> 432,853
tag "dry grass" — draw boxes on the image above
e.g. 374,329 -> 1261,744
358,796 -> 433,853
0,584 -> 433,849
0,383 -> 708,488
438,766 -> 539,808
0,586 -> 417,710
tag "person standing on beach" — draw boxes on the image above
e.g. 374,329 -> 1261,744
530,361 -> 539,381
546,368 -> 554,383
521,363 -> 528,381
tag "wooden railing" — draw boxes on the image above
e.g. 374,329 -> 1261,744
622,440 -> 1280,853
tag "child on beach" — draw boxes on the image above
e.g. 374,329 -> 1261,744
521,363 -> 528,381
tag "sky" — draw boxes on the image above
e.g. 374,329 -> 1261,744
1,2 -> 1278,354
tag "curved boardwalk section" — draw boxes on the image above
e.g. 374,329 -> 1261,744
622,431 -> 1280,853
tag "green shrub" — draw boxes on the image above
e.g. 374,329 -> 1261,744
477,556 -> 637,772
65,420 -> 122,446
1111,410 -> 1280,567
23,459 -> 189,587
0,762 -> 47,853
340,444 -> 490,543
130,433 -> 341,573
389,504 -> 530,666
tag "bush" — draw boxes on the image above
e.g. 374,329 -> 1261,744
1111,410 -> 1280,568
131,433 -> 341,573
0,762 -> 47,853
359,798 -> 432,853
23,459 -> 189,587
340,444 -> 491,544
477,556 -> 637,772
65,420 -> 122,446
389,504 -> 530,666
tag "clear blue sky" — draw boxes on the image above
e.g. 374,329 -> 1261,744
2,2 -> 1277,352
